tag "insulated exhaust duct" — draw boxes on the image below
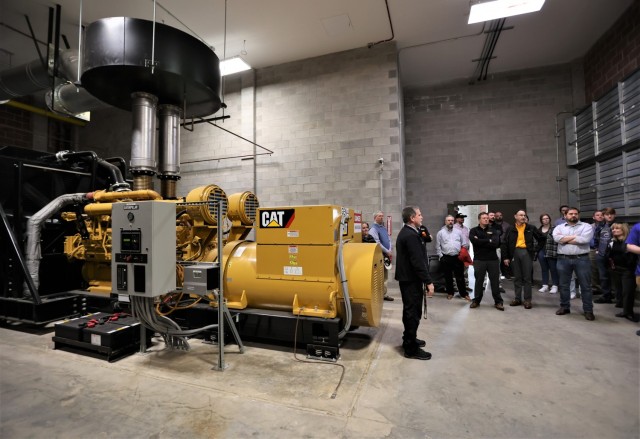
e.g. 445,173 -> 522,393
130,92 -> 158,191
0,50 -> 79,101
45,82 -> 109,116
158,104 -> 182,199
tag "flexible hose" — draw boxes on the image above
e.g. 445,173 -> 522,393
337,215 -> 352,339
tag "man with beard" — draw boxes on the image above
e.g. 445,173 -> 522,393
395,206 -> 434,360
552,207 -> 595,320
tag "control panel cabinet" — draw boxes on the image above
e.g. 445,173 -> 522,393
111,201 -> 176,297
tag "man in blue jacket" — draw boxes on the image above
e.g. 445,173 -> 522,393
369,211 -> 394,301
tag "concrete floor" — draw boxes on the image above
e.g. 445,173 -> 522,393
1,279 -> 638,439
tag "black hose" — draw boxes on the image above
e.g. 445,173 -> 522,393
56,150 -> 130,191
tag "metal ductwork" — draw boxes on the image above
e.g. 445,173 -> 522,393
81,17 -> 222,118
0,59 -> 52,100
0,49 -> 79,101
158,104 -> 182,198
130,92 -> 158,190
45,82 -> 109,116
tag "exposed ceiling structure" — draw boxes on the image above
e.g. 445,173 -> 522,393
0,0 -> 634,91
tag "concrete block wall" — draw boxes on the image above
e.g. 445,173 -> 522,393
403,64 -> 579,252
178,43 -> 402,224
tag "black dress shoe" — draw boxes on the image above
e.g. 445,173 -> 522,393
510,299 -> 522,306
495,303 -> 504,311
584,312 -> 595,321
384,295 -> 394,301
416,338 -> 426,347
617,313 -> 640,322
470,301 -> 480,308
404,348 -> 432,360
555,308 -> 570,315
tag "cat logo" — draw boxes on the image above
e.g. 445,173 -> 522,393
260,209 -> 295,228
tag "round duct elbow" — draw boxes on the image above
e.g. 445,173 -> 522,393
81,17 -> 222,118
45,83 -> 109,116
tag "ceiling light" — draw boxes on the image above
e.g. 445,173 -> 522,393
219,56 -> 251,76
468,0 -> 545,24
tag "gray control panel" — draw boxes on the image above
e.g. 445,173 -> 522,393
111,201 -> 176,297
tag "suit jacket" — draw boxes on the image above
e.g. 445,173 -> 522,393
395,224 -> 432,283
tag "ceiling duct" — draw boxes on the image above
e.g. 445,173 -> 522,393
81,17 -> 222,118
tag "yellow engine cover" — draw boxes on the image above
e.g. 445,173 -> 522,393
222,240 -> 384,327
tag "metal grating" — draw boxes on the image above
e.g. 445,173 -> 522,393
621,69 -> 640,144
207,188 -> 228,219
576,165 -> 598,213
575,106 -> 595,162
594,87 -> 621,154
626,149 -> 640,214
598,155 -> 625,212
243,193 -> 259,222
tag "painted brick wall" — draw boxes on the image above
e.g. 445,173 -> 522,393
403,64 -> 578,246
584,0 -> 640,102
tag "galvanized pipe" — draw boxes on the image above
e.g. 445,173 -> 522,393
158,104 -> 181,177
130,92 -> 158,189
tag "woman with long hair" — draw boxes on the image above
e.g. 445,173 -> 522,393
537,213 -> 558,293
609,223 -> 639,322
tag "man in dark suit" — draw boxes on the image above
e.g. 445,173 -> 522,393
395,206 -> 435,360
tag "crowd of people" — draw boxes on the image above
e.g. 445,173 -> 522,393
361,205 -> 640,361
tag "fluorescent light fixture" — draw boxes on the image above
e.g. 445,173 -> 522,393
468,0 -> 545,24
219,56 -> 251,76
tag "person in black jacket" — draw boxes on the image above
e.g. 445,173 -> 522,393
395,206 -> 434,360
469,212 -> 503,310
502,209 -> 544,309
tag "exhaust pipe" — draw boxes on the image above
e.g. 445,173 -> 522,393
158,104 -> 182,198
130,92 -> 158,190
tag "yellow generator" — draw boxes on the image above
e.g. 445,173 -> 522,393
63,185 -> 384,356
215,204 -> 384,358
223,205 -> 384,327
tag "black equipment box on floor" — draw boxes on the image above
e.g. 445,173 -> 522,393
53,313 -> 143,362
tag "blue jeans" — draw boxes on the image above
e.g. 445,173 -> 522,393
557,254 -> 593,312
538,249 -> 551,285
547,257 -> 559,286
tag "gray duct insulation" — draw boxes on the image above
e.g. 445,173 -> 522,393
0,49 -> 78,101
23,193 -> 88,295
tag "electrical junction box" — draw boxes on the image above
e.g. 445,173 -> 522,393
183,264 -> 220,296
111,201 -> 176,297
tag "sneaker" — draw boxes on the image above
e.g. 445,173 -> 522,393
500,275 -> 505,280
416,338 -> 426,347
538,286 -> 549,293
404,348 -> 432,360
549,286 -> 558,294
570,292 -> 576,300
